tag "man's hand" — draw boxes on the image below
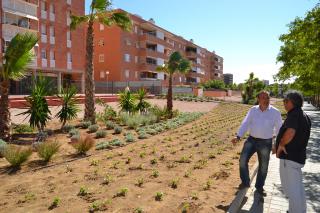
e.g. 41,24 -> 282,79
272,144 -> 276,155
231,137 -> 239,145
276,144 -> 287,158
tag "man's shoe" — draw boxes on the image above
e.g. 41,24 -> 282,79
256,188 -> 267,197
238,183 -> 250,190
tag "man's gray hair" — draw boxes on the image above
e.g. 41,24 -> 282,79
257,90 -> 270,98
284,90 -> 304,108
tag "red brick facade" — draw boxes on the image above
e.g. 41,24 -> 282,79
93,9 -> 224,87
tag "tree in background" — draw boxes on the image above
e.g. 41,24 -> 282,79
276,3 -> 320,106
201,79 -> 225,90
242,72 -> 265,104
71,0 -> 132,124
156,51 -> 191,118
0,33 -> 38,141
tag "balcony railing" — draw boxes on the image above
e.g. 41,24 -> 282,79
50,60 -> 55,68
49,13 -> 55,22
41,34 -> 47,43
2,0 -> 38,20
67,40 -> 72,48
41,10 -> 47,19
67,62 -> 72,70
42,59 -> 48,68
186,51 -> 197,58
2,24 -> 37,40
50,36 -> 55,45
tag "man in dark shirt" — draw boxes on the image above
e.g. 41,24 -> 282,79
275,90 -> 311,213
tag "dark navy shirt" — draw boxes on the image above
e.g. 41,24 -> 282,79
276,107 -> 311,164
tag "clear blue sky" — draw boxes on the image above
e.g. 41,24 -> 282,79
85,0 -> 318,83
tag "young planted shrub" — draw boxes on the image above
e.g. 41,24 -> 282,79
71,135 -> 95,155
109,139 -> 123,147
69,128 -> 80,137
113,126 -> 122,134
56,86 -> 80,129
2,145 -> 32,168
13,124 -> 34,134
105,121 -> 115,130
96,141 -> 112,150
125,132 -> 135,143
0,139 -> 7,157
37,140 -> 60,162
96,99 -> 117,122
138,131 -> 148,139
96,130 -> 107,138
62,124 -> 75,133
88,124 -> 99,133
80,121 -> 92,129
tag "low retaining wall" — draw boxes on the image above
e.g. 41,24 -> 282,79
204,90 -> 227,97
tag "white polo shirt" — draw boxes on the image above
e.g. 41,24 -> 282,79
237,105 -> 283,139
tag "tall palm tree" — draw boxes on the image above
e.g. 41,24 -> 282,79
70,0 -> 131,124
157,51 -> 191,118
0,33 -> 38,141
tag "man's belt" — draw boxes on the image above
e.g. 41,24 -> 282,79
249,136 -> 272,141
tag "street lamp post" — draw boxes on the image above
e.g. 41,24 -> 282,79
105,70 -> 109,95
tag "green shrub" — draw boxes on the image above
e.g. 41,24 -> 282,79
71,135 -> 95,155
119,90 -> 136,113
105,120 -> 115,130
2,145 -> 32,168
138,131 -> 148,139
96,99 -> 117,122
37,140 -> 60,162
96,141 -> 112,150
69,129 -> 80,137
113,126 -> 122,134
95,130 -> 107,138
125,132 -> 135,143
13,124 -> 34,134
0,139 -> 7,158
62,124 -> 75,133
48,197 -> 61,210
88,124 -> 99,133
127,117 -> 140,129
80,121 -> 92,129
155,192 -> 164,201
109,139 -> 123,147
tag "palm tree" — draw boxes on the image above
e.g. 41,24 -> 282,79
157,51 -> 191,118
0,33 -> 38,141
70,0 -> 131,124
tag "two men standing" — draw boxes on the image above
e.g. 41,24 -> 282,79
232,90 -> 312,213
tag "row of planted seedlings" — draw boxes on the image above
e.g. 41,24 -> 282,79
156,93 -> 220,102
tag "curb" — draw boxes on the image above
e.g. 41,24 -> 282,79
227,161 -> 259,213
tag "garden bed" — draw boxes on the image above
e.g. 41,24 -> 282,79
0,102 -> 257,213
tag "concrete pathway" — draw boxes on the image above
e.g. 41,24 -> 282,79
239,103 -> 320,213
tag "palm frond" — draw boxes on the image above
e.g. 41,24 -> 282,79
91,0 -> 111,13
97,11 -> 132,31
70,15 -> 90,30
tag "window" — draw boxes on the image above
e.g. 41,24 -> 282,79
50,50 -> 55,60
99,54 -> 105,62
41,49 -> 47,59
49,26 -> 55,36
41,1 -> 47,11
135,56 -> 138,63
98,39 -> 104,46
135,71 -> 138,79
125,38 -> 131,46
99,24 -> 104,31
67,52 -> 72,62
100,71 -> 105,79
124,54 -> 130,62
41,24 -> 46,35
67,31 -> 71,40
49,3 -> 55,14
125,70 -> 130,79
135,42 -> 139,48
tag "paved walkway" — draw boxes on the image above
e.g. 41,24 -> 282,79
239,103 -> 320,213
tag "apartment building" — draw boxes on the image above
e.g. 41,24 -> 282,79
0,0 -> 85,94
93,10 -> 223,87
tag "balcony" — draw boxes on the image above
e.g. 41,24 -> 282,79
42,59 -> 48,68
41,10 -> 47,19
140,71 -> 158,81
67,40 -> 72,48
50,60 -> 55,68
2,24 -> 37,41
67,62 -> 72,70
50,36 -> 55,45
186,51 -> 197,58
49,13 -> 55,22
139,34 -> 166,46
2,0 -> 38,20
41,34 -> 47,43
140,48 -> 166,59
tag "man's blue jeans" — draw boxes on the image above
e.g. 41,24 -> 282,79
239,136 -> 272,189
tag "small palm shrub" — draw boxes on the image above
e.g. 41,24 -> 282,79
56,86 -> 80,129
96,130 -> 107,138
105,120 -> 115,130
135,88 -> 151,114
2,145 -> 32,168
88,124 -> 99,133
36,140 -> 60,162
70,135 -> 95,155
119,90 -> 136,114
113,126 -> 122,134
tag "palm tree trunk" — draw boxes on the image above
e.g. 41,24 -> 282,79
84,20 -> 96,124
0,80 -> 11,141
167,74 -> 173,118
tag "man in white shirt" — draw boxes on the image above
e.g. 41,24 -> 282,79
231,91 -> 283,196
